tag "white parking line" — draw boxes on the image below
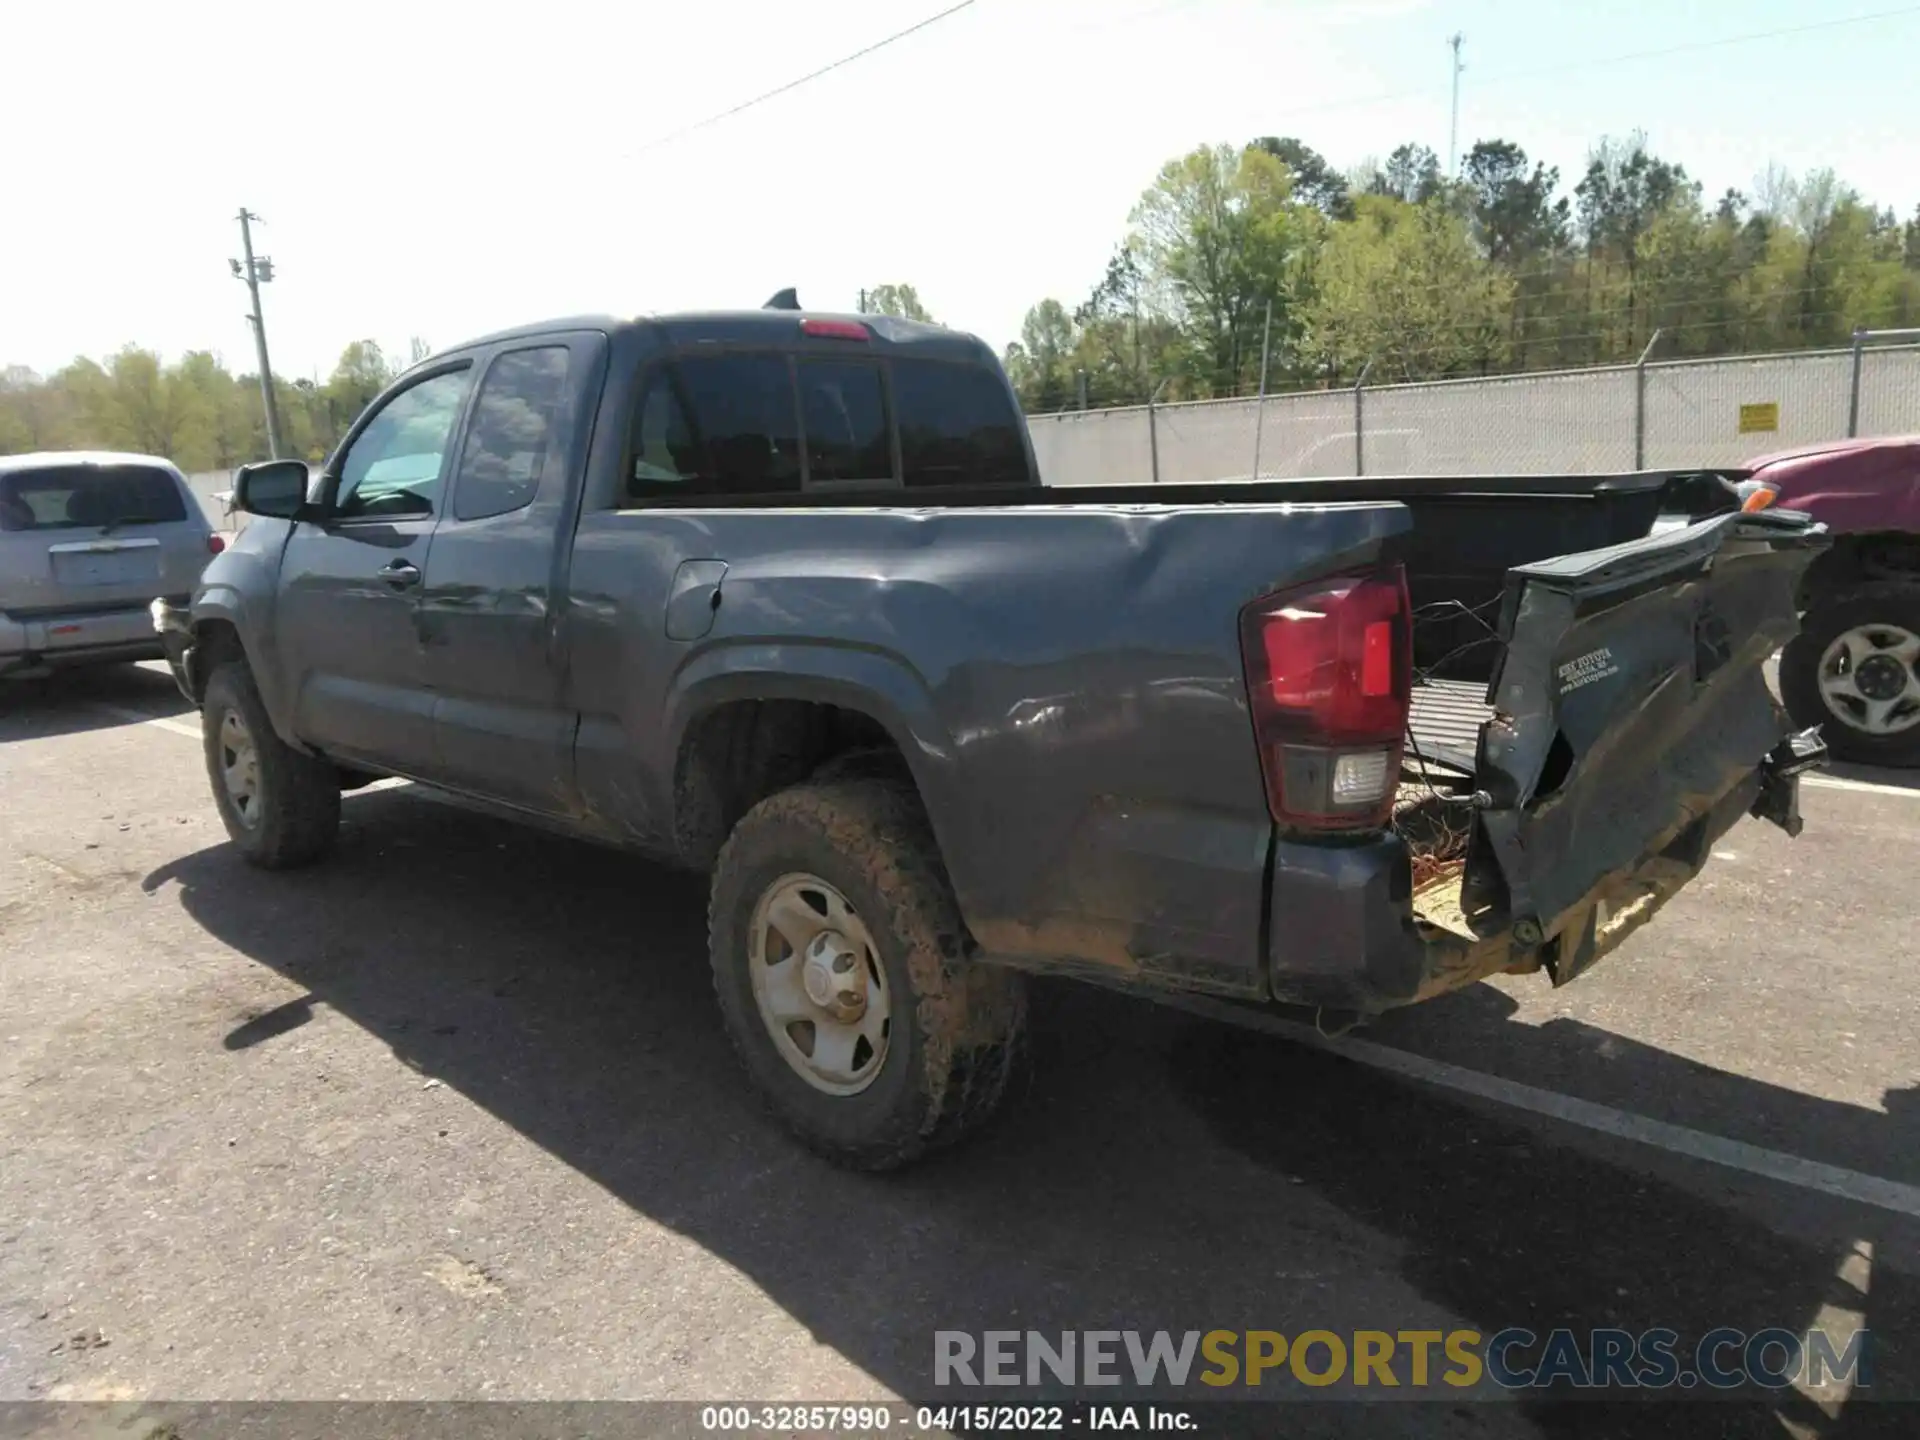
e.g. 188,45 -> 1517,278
1804,774 -> 1920,799
93,696 -> 1920,1215
88,702 -> 204,741
1161,993 -> 1920,1220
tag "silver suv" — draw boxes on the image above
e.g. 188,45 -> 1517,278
1,451 -> 221,678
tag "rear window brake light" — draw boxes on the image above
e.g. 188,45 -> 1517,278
801,318 -> 871,342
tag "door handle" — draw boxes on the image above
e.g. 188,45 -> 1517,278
381,560 -> 422,590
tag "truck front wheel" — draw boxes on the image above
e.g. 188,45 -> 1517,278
708,778 -> 1027,1170
201,661 -> 342,867
1781,584 -> 1920,767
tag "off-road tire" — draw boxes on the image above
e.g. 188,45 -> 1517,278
1781,583 -> 1920,767
709,777 -> 1027,1170
201,660 -> 342,867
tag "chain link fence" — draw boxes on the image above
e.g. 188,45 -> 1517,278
1031,338 -> 1920,486
184,340 -> 1920,511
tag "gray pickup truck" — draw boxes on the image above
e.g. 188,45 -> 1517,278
153,306 -> 1827,1168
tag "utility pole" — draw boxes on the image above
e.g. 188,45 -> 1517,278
230,209 -> 285,459
1447,33 -> 1465,176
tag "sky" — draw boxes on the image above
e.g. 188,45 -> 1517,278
6,0 -> 1919,382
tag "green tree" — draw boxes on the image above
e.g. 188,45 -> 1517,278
1370,144 -> 1444,205
1574,136 -> 1697,355
1464,140 -> 1567,264
1129,142 -> 1306,396
1250,136 -> 1351,219
0,365 -> 75,452
863,284 -> 936,323
1001,298 -> 1079,411
1302,195 -> 1514,382
323,340 -> 397,444
170,351 -> 253,469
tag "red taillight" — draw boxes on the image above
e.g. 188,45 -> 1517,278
1240,566 -> 1412,831
1360,617 -> 1394,697
207,533 -> 226,554
801,318 -> 871,342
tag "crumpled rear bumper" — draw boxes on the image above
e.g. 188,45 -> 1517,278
1266,729 -> 1825,1014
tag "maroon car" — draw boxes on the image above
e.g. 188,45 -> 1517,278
1742,435 -> 1920,765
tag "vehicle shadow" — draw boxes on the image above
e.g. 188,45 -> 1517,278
0,662 -> 193,742
1365,983 -> 1920,1187
1170,998 -> 1920,1436
141,788 -> 1917,1437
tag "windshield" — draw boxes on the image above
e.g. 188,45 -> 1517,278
0,464 -> 190,533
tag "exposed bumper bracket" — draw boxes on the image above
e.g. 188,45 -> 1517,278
149,599 -> 199,704
1750,726 -> 1828,838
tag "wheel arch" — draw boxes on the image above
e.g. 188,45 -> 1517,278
187,586 -> 303,747
1780,581 -> 1920,764
664,645 -> 977,903
1796,531 -> 1920,610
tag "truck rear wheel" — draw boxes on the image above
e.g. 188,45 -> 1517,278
1781,585 -> 1920,767
201,660 -> 342,868
708,778 -> 1026,1170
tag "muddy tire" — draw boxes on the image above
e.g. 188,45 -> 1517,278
708,777 -> 1027,1170
201,660 -> 342,868
1781,584 -> 1920,767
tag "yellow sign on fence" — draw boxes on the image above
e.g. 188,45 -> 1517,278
1738,402 -> 1780,434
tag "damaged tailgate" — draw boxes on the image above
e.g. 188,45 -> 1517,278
1429,507 -> 1826,990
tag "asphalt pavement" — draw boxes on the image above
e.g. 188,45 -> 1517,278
2,663 -> 1918,1439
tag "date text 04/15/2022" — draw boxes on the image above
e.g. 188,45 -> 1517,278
698,1405 -> 1194,1433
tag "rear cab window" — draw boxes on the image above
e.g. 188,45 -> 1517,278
622,344 -> 1030,503
798,359 -> 891,485
0,463 -> 189,532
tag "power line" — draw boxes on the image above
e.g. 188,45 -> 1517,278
1483,5 -> 1920,88
628,0 -> 979,158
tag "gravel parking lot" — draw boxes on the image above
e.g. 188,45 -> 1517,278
3,663 -> 1919,1438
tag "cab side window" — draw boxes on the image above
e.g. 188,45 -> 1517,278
625,354 -> 801,501
452,347 -> 573,521
335,367 -> 472,520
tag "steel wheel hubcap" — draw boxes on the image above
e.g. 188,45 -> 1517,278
748,873 -> 890,1096
218,709 -> 262,827
1817,624 -> 1920,736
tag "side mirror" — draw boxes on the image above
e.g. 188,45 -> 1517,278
233,459 -> 311,519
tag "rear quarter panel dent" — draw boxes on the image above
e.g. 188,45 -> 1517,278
660,501 -> 1411,987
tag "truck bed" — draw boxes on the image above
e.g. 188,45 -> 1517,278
656,467 -> 1748,688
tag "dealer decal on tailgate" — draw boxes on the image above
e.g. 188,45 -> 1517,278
1556,646 -> 1620,696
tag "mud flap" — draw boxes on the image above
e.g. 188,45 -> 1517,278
1456,510 -> 1826,984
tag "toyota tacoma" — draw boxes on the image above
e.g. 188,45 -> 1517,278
153,304 -> 1827,1168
